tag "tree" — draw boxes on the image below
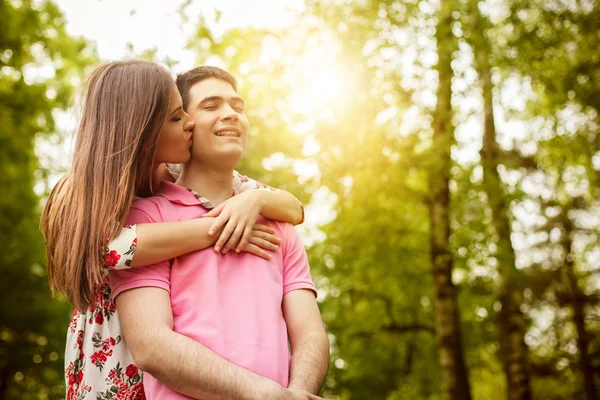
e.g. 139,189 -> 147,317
466,1 -> 533,398
175,1 -> 599,398
0,1 -> 93,398
428,1 -> 473,398
557,199 -> 597,400
496,1 -> 600,397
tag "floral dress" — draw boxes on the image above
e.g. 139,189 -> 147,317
64,171 -> 283,400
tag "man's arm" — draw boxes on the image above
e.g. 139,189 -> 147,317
116,286 -> 287,400
283,289 -> 330,394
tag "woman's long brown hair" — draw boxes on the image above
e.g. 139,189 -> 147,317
41,60 -> 173,310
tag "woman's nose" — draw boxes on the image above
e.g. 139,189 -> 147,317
183,113 -> 195,130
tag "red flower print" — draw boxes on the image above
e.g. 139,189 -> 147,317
100,362 -> 144,400
69,310 -> 79,333
124,383 -> 145,400
126,364 -> 138,378
74,330 -> 84,353
104,249 -> 121,268
90,333 -> 121,371
91,350 -> 108,366
67,366 -> 83,385
106,300 -> 117,315
108,368 -> 118,381
87,277 -> 117,324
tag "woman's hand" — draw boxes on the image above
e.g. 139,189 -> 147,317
240,224 -> 281,260
201,190 -> 266,253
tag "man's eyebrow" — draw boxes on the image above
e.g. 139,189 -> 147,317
198,96 -> 223,105
198,96 -> 245,106
170,105 -> 182,115
232,97 -> 245,106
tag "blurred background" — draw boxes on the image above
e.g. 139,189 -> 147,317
1,0 -> 599,399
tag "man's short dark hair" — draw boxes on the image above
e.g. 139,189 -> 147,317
176,66 -> 238,110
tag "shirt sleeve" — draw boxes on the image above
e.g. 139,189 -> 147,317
104,225 -> 138,270
232,170 -> 279,193
281,223 -> 317,297
166,163 -> 181,179
109,204 -> 171,301
232,170 -> 305,224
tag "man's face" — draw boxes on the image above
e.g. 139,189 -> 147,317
185,78 -> 249,165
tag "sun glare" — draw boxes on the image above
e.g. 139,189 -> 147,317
309,67 -> 343,102
289,64 -> 346,117
281,36 -> 350,118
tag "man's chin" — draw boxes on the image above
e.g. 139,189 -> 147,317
192,148 -> 245,168
221,148 -> 245,166
220,143 -> 245,158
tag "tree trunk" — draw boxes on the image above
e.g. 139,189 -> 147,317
562,209 -> 598,400
0,364 -> 10,400
429,2 -> 472,399
470,5 -> 533,399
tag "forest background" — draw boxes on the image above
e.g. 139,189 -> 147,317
1,0 -> 599,399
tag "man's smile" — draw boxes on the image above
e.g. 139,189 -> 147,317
214,127 -> 241,137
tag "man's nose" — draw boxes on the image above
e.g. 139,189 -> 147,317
220,105 -> 239,122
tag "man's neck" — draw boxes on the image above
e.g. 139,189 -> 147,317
177,160 -> 234,206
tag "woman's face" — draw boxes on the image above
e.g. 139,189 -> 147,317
154,85 -> 195,165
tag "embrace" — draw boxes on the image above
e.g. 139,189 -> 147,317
42,60 -> 330,400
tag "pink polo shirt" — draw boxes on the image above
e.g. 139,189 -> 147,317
109,181 -> 316,400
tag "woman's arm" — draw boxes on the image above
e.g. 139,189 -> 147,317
231,170 -> 304,225
200,171 -> 304,254
129,219 -> 217,268
103,167 -> 301,270
105,221 -> 278,269
256,189 -> 304,225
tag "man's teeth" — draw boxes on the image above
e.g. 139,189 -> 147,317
215,130 -> 239,137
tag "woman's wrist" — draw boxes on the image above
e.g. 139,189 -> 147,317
252,190 -> 268,213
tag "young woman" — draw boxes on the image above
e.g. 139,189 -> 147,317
41,60 -> 304,400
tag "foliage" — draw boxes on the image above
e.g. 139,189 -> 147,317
4,0 -> 599,399
0,0 -> 93,398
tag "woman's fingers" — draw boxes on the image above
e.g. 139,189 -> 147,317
222,222 -> 246,253
204,203 -> 227,236
203,202 -> 225,219
242,243 -> 271,260
251,230 -> 280,245
214,218 -> 237,251
248,236 -> 279,252
235,225 -> 254,253
208,208 -> 229,237
209,214 -> 229,237
253,224 -> 275,234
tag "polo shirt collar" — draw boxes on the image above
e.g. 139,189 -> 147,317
153,180 -> 213,209
154,180 -> 239,210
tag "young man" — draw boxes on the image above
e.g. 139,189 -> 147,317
109,67 -> 329,400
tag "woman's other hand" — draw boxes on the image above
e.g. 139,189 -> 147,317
240,224 -> 280,260
202,191 -> 267,253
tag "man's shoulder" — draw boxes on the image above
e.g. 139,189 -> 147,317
259,220 -> 305,256
131,194 -> 171,211
259,219 -> 295,236
128,195 -> 175,224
